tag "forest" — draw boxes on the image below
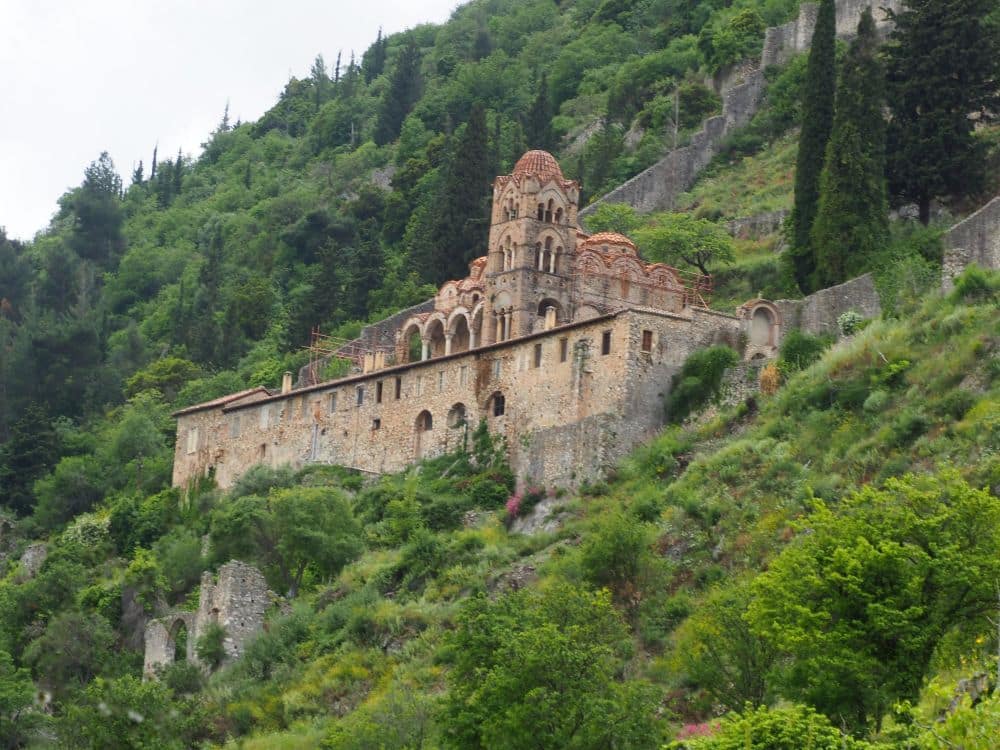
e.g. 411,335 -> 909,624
0,0 -> 999,746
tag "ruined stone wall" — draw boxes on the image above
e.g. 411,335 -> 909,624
174,308 -> 746,490
580,0 -> 902,220
726,209 -> 788,239
942,196 -> 1000,291
775,273 -> 882,337
143,561 -> 271,678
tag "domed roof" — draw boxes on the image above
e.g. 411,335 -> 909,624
579,231 -> 637,253
512,150 -> 564,181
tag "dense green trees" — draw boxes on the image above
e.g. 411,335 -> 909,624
634,213 -> 735,275
749,472 -> 1000,732
811,9 -> 889,288
787,0 -> 835,292
886,0 -> 1000,223
375,39 -> 422,146
441,584 -> 659,749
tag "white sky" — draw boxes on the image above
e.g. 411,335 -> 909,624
0,0 -> 459,240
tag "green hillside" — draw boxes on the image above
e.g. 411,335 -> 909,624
1,0 -> 999,746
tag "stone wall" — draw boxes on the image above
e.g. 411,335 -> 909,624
726,209 -> 788,240
174,308 -> 745,490
143,561 -> 271,678
775,273 -> 882,337
580,0 -> 902,220
942,196 -> 1000,291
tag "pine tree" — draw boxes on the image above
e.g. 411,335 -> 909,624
886,0 -> 1000,224
413,104 -> 492,283
811,9 -> 890,288
310,54 -> 329,111
374,39 -> 421,145
131,160 -> 144,186
333,50 -> 342,84
172,148 -> 184,199
787,0 -> 836,293
149,144 -> 158,181
526,72 -> 553,151
365,28 -> 388,83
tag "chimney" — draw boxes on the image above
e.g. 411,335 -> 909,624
281,371 -> 293,394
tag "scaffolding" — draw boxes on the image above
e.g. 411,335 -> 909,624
302,327 -> 398,387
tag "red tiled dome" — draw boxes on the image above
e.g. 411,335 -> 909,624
579,231 -> 637,252
512,150 -> 564,181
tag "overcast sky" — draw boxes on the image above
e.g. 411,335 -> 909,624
0,0 -> 459,240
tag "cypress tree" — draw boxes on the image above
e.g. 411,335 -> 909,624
374,39 -> 421,145
172,148 -> 184,199
886,0 -> 1000,224
788,0 -> 836,293
365,28 -> 387,83
526,72 -> 554,151
811,9 -> 889,288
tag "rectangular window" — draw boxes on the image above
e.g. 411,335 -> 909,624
229,416 -> 241,439
601,330 -> 612,355
559,338 -> 569,362
415,375 -> 422,396
641,329 -> 653,352
375,381 -> 383,403
372,418 -> 381,430
493,359 -> 501,378
533,343 -> 543,368
438,371 -> 445,391
394,377 -> 402,399
356,386 -> 364,406
186,427 -> 199,454
259,406 -> 269,430
459,365 -> 468,386
328,392 -> 337,413
299,397 -> 309,418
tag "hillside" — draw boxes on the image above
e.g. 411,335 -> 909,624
1,0 -> 999,747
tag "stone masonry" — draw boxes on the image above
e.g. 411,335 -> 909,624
173,151 -> 788,491
942,196 -> 1000,291
580,0 -> 902,219
143,561 -> 271,678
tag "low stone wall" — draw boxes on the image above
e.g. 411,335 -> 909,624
580,0 -> 902,220
942,196 -> 1000,291
726,210 -> 788,239
775,273 -> 881,338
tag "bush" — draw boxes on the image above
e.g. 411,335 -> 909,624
777,329 -> 831,373
950,263 -> 999,305
160,660 -> 204,694
837,310 -> 866,336
195,622 -> 227,670
666,346 -> 739,423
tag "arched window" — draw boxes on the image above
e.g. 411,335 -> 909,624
542,237 -> 553,273
170,619 -> 188,662
751,307 -> 776,346
416,410 -> 433,431
447,403 -> 467,428
552,246 -> 562,273
545,199 -> 553,223
414,410 -> 433,459
491,392 -> 506,417
535,242 -> 543,270
555,207 -> 563,224
537,203 -> 545,221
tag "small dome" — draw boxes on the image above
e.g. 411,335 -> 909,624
579,231 -> 637,253
512,150 -> 564,181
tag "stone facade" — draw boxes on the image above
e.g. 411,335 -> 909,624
942,196 -> 1000,291
580,0 -> 902,219
143,561 -> 271,678
171,152 -> 799,491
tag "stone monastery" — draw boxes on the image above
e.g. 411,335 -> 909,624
172,150 -> 790,490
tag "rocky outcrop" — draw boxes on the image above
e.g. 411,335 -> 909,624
16,543 -> 47,580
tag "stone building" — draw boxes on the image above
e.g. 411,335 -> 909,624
172,151 -> 785,490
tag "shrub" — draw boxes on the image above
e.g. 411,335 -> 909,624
759,362 -> 781,395
950,263 -> 999,305
777,329 -> 831,373
666,346 -> 739,423
160,660 -> 204,694
195,622 -> 227,670
837,310 -> 866,336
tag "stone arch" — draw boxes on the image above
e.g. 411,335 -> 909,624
577,249 -> 608,275
425,315 -> 447,358
448,311 -> 471,354
744,301 -> 781,348
470,303 -> 484,348
537,298 -> 562,329
170,618 -> 189,662
447,403 -> 467,428
576,304 -> 603,321
414,410 -> 433,459
400,318 -> 424,363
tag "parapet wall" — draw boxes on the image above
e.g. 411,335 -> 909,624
580,0 -> 902,220
942,196 -> 1000,291
775,273 -> 882,337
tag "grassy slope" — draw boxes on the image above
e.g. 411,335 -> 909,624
201,276 -> 997,747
